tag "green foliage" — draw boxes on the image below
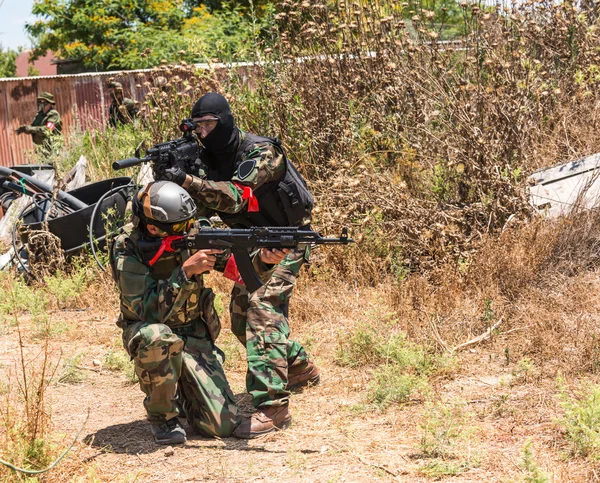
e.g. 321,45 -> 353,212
0,47 -> 19,78
512,357 -> 539,385
184,4 -> 275,63
59,353 -> 87,384
55,122 -> 149,181
0,273 -> 47,317
521,440 -> 550,483
336,309 -> 453,410
557,378 -> 600,460
26,0 -> 274,70
27,0 -> 188,70
45,267 -> 89,309
336,318 -> 453,376
104,350 -> 138,383
368,366 -> 427,408
418,400 -> 480,477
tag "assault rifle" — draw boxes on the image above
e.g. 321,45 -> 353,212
138,226 -> 354,292
112,119 -> 200,171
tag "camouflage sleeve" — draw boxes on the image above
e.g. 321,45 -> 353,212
187,178 -> 246,214
114,242 -> 199,324
231,144 -> 285,188
186,143 -> 285,214
27,111 -> 61,136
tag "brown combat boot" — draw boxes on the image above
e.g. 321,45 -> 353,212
287,360 -> 321,391
233,405 -> 292,439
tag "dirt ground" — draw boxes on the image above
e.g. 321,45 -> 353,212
1,278 -> 600,483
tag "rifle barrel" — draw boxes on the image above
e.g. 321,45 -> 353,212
112,157 -> 151,170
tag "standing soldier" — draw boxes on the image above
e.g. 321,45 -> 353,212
107,81 -> 139,126
15,92 -> 62,158
155,92 -> 320,439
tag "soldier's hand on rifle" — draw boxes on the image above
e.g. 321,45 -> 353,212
154,165 -> 187,186
260,248 -> 291,265
183,248 -> 222,277
15,125 -> 26,135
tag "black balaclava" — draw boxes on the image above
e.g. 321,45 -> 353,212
191,92 -> 240,181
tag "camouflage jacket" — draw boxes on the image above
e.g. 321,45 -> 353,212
111,221 -> 275,339
28,108 -> 62,146
188,131 -> 312,227
109,98 -> 138,126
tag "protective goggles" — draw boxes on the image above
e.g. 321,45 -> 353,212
169,218 -> 195,234
151,218 -> 195,236
192,117 -> 219,132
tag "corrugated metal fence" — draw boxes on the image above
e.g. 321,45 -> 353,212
0,70 -> 147,166
0,63 -> 252,166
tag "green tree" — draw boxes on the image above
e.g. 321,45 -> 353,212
26,0 -> 274,70
0,47 -> 19,78
26,0 -> 189,70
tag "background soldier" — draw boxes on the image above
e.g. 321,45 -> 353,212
107,81 -> 138,126
110,180 -> 288,444
15,92 -> 62,158
155,92 -> 320,439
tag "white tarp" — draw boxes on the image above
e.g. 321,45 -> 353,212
529,153 -> 600,217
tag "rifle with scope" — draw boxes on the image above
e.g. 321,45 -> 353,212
137,226 -> 354,293
112,119 -> 200,171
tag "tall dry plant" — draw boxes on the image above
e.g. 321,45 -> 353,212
0,286 -> 58,479
225,0 -> 600,276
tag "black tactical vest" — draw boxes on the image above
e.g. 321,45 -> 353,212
205,133 -> 313,229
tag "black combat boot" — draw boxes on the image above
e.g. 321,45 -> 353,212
150,418 -> 187,445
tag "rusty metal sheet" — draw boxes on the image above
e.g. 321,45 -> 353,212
0,85 -> 13,167
74,76 -> 105,130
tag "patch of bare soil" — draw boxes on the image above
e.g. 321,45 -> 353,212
1,278 -> 599,483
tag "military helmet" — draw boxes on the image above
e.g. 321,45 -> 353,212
37,92 -> 55,104
132,181 -> 196,231
108,81 -> 123,90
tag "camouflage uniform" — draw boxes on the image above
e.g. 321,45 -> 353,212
109,97 -> 138,126
187,133 -> 313,409
17,106 -> 62,158
112,222 -> 242,437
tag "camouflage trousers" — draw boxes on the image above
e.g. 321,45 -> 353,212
121,319 -> 238,438
230,247 -> 310,408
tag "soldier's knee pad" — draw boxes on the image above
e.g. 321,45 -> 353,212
131,323 -> 183,358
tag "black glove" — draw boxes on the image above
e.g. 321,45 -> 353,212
154,165 -> 187,186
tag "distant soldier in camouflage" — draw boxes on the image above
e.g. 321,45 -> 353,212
15,92 -> 62,158
155,93 -> 320,439
110,181 -> 289,444
107,81 -> 138,127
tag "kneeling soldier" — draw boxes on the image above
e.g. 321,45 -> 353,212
110,181 -> 288,444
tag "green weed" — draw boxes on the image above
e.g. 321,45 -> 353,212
512,357 -> 539,385
521,440 -> 550,483
418,400 -> 480,477
59,353 -> 87,384
367,366 -> 428,409
104,349 -> 137,384
557,377 -> 600,460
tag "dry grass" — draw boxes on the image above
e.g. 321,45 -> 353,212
3,249 -> 600,481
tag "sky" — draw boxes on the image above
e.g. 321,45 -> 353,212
0,0 -> 36,51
